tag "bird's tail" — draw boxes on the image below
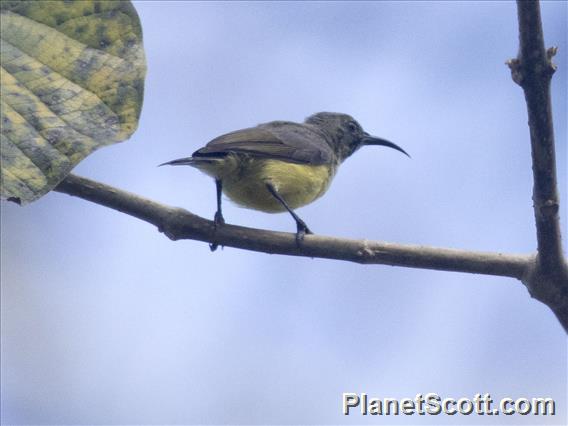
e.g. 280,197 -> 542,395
158,156 -> 225,179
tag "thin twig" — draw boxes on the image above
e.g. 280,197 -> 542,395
55,173 -> 531,279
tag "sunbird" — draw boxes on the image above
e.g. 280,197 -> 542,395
161,112 -> 409,244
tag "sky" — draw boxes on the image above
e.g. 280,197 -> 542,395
1,1 -> 567,424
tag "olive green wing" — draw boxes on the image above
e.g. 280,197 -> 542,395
193,124 -> 333,165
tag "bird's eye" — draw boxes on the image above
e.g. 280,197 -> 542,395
347,121 -> 358,133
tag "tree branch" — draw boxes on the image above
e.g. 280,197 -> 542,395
48,0 -> 568,333
55,173 -> 530,279
507,0 -> 568,330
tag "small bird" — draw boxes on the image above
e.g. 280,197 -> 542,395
161,112 -> 409,246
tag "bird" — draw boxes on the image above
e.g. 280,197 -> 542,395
160,112 -> 409,248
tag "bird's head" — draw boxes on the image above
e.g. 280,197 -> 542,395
305,112 -> 409,163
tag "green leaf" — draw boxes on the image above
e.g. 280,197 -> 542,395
1,0 -> 146,204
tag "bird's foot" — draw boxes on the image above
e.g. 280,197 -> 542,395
213,211 -> 225,227
210,212 -> 226,251
295,221 -> 313,246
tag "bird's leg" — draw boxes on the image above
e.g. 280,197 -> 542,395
210,179 -> 225,252
265,182 -> 313,245
213,179 -> 225,226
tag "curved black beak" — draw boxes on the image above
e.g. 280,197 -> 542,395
361,133 -> 410,158
158,157 -> 193,167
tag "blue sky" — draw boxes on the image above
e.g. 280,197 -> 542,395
1,1 -> 567,424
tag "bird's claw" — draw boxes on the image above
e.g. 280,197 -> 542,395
213,211 -> 225,227
295,222 -> 313,246
210,212 -> 225,251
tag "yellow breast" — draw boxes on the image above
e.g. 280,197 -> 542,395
215,157 -> 336,213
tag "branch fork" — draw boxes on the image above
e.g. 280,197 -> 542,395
47,0 -> 568,332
